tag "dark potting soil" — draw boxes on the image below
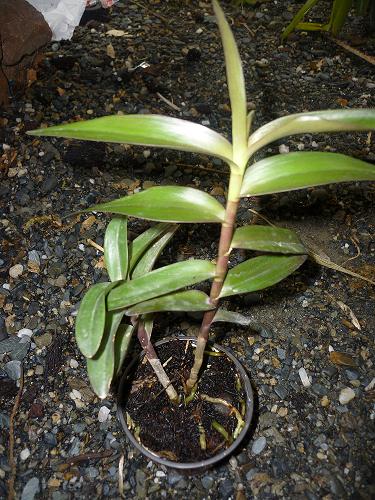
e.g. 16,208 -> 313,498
124,338 -> 245,462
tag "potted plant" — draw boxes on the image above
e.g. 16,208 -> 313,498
28,0 -> 375,470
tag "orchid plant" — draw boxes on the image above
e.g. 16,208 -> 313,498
28,0 -> 375,401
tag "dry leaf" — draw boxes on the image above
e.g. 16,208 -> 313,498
106,43 -> 116,59
336,300 -> 361,330
27,68 -> 37,86
106,29 -> 128,37
337,97 -> 348,107
329,351 -> 357,367
80,215 -> 97,234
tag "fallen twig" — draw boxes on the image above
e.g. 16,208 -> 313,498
118,454 -> 125,499
58,449 -> 113,470
157,92 -> 181,112
129,0 -> 169,23
7,366 -> 24,500
330,37 -> 375,66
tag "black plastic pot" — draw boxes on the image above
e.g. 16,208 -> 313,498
117,336 -> 254,474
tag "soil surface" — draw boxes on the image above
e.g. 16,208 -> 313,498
1,1 -> 374,499
124,338 -> 246,462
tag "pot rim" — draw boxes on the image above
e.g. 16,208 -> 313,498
117,335 -> 254,471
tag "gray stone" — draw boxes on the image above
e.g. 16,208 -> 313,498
274,384 -> 288,400
0,315 -> 7,341
252,436 -> 267,455
68,437 -> 81,456
4,360 -> 21,380
167,471 -> 183,486
277,348 -> 286,360
246,468 -> 259,481
21,477 -> 40,500
176,479 -> 188,489
0,412 -> 10,429
44,432 -> 57,447
201,475 -> 214,489
219,479 -> 234,497
312,383 -> 327,396
345,369 -> 359,380
10,338 -> 30,361
135,469 -> 147,497
86,466 -> 99,479
0,337 -> 19,354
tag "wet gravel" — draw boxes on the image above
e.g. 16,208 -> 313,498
1,1 -> 374,498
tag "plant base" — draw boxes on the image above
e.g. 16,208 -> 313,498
117,336 -> 253,473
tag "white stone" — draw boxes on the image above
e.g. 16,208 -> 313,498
17,328 -> 33,338
339,387 -> 355,405
9,264 -> 23,279
20,448 -> 31,461
279,144 -> 289,154
298,367 -> 311,387
69,359 -> 79,369
98,406 -> 111,423
365,377 -> 375,392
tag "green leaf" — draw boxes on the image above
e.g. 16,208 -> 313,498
128,223 -> 174,273
248,109 -> 375,155
104,217 -> 128,281
87,310 -> 124,398
90,186 -> 225,223
143,314 -> 154,339
75,282 -> 114,358
27,114 -> 233,164
124,291 -> 214,315
281,0 -> 319,40
213,309 -> 253,326
114,323 -> 134,377
131,224 -> 179,279
213,0 -> 247,164
220,255 -> 307,297
107,260 -> 216,311
329,0 -> 352,35
231,225 -> 306,254
241,152 -> 375,197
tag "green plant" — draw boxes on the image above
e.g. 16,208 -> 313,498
282,0 -> 374,39
28,0 -> 375,401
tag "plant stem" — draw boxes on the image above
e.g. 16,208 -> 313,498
136,320 -> 179,402
186,173 -> 242,391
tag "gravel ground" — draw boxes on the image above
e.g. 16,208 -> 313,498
1,1 -> 374,498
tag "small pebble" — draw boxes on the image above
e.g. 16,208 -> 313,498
9,264 -> 23,279
17,328 -> 33,338
98,405 -> 111,422
339,387 -> 355,405
298,367 -> 311,387
279,144 -> 289,154
251,436 -> 267,455
70,358 -> 79,369
20,448 -> 31,461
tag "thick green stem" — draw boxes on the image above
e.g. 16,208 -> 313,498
136,320 -> 179,402
186,173 -> 243,391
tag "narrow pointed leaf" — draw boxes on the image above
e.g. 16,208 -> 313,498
108,260 -> 216,311
90,186 -> 225,223
213,309 -> 253,326
248,109 -> 375,155
129,223 -> 174,273
104,217 -> 128,281
143,314 -> 154,339
213,0 -> 247,162
87,310 -> 124,398
281,0 -> 319,39
114,323 -> 134,377
124,290 -> 214,316
27,114 -> 233,163
231,225 -> 306,254
220,255 -> 307,298
76,282 -> 114,358
132,224 -> 179,279
241,152 -> 375,197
